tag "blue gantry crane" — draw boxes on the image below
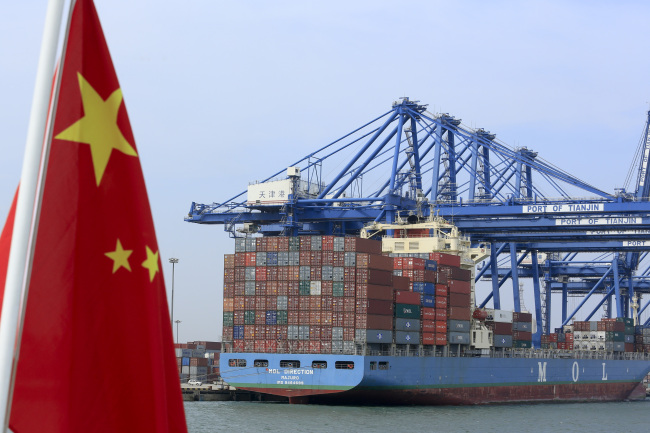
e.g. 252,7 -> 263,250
186,98 -> 650,343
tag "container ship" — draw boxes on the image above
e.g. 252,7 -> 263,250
219,214 -> 650,404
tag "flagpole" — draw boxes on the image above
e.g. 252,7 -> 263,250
0,0 -> 66,430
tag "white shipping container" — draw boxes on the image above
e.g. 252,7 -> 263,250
493,309 -> 513,323
310,281 -> 322,295
181,366 -> 190,374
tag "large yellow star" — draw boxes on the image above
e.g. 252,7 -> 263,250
55,72 -> 137,186
141,246 -> 160,282
105,239 -> 133,273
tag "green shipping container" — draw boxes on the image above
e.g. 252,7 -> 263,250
606,331 -> 625,342
299,281 -> 311,295
223,312 -> 234,327
333,281 -> 345,297
395,303 -> 421,319
513,340 -> 532,348
244,310 -> 256,325
277,310 -> 288,324
625,325 -> 635,335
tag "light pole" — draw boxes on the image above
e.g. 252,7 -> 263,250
169,257 -> 179,339
175,320 -> 181,344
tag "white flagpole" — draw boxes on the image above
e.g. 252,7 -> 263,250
0,0 -> 66,431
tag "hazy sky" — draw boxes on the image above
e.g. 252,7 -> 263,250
2,1 -> 650,341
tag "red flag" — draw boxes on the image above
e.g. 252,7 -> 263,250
0,188 -> 19,314
8,1 -> 187,431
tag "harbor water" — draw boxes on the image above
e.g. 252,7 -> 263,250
184,399 -> 650,432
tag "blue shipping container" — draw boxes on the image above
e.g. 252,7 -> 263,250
420,294 -> 435,307
182,357 -> 190,366
422,282 -> 435,295
412,282 -> 425,294
424,259 -> 437,271
266,310 -> 277,325
266,252 -> 278,266
233,325 -> 245,340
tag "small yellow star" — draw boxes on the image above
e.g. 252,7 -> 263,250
55,72 -> 138,186
105,239 -> 133,273
141,246 -> 160,282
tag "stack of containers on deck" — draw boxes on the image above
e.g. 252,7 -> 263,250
394,256 -> 436,345
636,326 -> 650,353
175,343 -> 211,382
487,310 -> 514,349
512,312 -> 533,348
222,235 -> 396,354
570,319 -> 641,352
437,253 -> 472,346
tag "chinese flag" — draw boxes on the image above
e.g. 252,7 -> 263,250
6,0 -> 187,431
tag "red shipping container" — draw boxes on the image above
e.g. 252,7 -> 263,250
244,297 -> 255,310
395,290 -> 421,305
625,343 -> 634,352
267,281 -> 278,296
344,267 -> 356,283
288,266 -> 300,281
435,284 -> 448,297
310,251 -> 322,266
320,341 -> 332,354
332,298 -> 344,312
224,298 -> 234,312
288,281 -> 299,296
449,292 -> 470,307
513,312 -> 532,322
309,341 -> 321,353
257,238 -> 268,252
356,253 -> 393,270
332,312 -> 344,327
548,333 -> 558,342
393,275 -> 410,291
310,266 -> 322,280
435,309 -> 447,321
255,281 -> 266,296
266,296 -> 277,310
255,295 -> 267,310
278,326 -> 288,340
299,311 -> 310,324
393,257 -> 403,270
343,327 -> 355,340
355,314 -> 393,329
421,320 -> 436,333
356,284 -> 393,301
513,331 -> 532,341
321,311 -> 332,326
435,334 -> 447,345
429,252 -> 461,267
288,311 -> 299,325
234,252 -> 246,267
448,279 -> 471,294
321,280 -> 333,296
344,297 -> 356,312
309,297 -> 322,310
255,312 -> 266,325
266,267 -> 278,281
411,270 -> 425,282
309,325 -> 321,340
344,282 -> 356,297
333,252 -> 345,267
322,250 -> 334,266
489,322 -> 512,334
422,333 -> 436,345
287,296 -> 299,311
322,296 -> 333,311
448,306 -> 471,321
343,314 -> 355,328
355,299 -> 393,315
322,236 -> 335,251
557,342 -> 566,350
245,252 -> 256,266
233,340 -> 245,352
234,282 -> 245,296
565,333 -> 574,342
356,268 -> 392,285
234,296 -> 245,310
437,272 -> 448,285
436,296 -> 448,310
421,307 -> 436,321
344,237 -> 382,254
322,326 -> 333,340
265,340 -> 277,353
423,270 -> 437,283
299,297 -> 310,310
224,254 -> 235,268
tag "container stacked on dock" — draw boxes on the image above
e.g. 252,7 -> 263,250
175,341 -> 221,382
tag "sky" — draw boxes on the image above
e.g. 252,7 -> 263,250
2,0 -> 650,342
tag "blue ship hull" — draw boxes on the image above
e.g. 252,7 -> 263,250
220,352 -> 650,404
